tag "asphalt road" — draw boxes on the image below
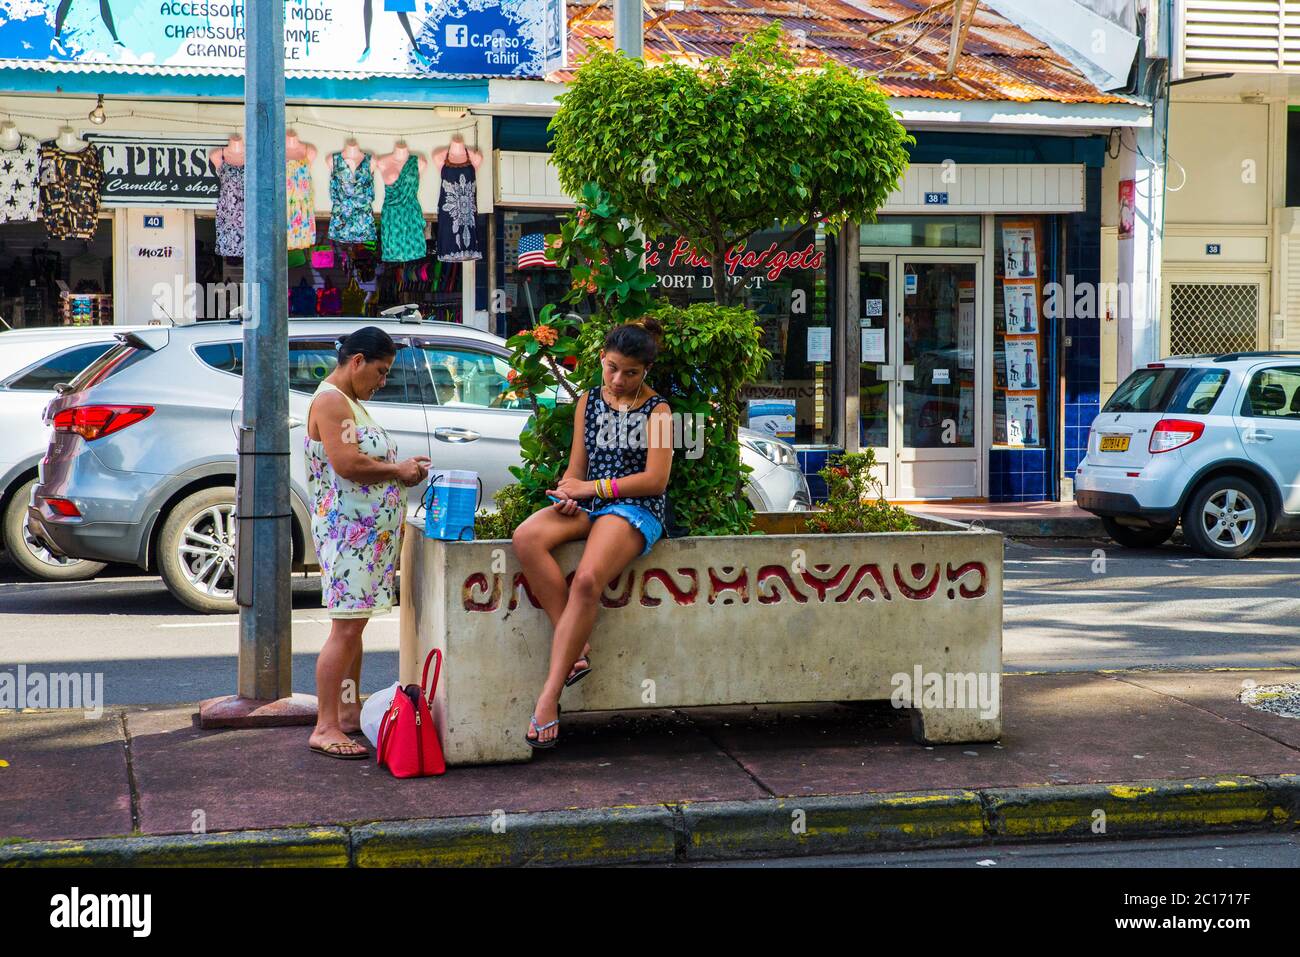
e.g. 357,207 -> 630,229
1,536 -> 1299,704
1003,537 -> 1300,672
687,832 -> 1300,868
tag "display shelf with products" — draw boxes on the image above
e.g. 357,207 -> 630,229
61,292 -> 113,326
993,218 -> 1046,448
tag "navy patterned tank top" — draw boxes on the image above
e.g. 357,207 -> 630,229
582,387 -> 668,523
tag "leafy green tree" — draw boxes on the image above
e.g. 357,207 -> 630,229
489,187 -> 770,536
549,22 -> 913,305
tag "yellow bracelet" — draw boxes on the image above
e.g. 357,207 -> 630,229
598,478 -> 610,498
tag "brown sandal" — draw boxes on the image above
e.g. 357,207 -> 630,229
310,739 -> 369,760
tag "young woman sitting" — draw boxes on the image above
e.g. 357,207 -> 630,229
511,318 -> 674,748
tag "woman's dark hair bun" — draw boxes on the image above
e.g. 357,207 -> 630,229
603,316 -> 663,366
637,316 -> 664,341
337,326 -> 398,364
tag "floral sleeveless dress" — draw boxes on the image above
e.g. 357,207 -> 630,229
328,152 -> 377,244
306,382 -> 403,618
286,158 -> 315,250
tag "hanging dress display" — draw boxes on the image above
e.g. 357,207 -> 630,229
435,158 -> 481,262
38,141 -> 104,241
214,162 -> 245,257
328,152 -> 377,244
0,135 -> 42,224
286,157 -> 316,250
379,155 -> 426,263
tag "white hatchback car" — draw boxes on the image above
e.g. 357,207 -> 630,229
1076,352 -> 1300,558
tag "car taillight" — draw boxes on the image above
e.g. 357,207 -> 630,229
52,405 -> 154,441
1149,418 -> 1204,453
47,498 -> 81,517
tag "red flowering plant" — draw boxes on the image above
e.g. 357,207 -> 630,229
495,184 -> 656,521
807,450 -> 916,534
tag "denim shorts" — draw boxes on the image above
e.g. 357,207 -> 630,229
587,503 -> 663,556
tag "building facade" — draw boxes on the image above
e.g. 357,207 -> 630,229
0,0 -> 1154,504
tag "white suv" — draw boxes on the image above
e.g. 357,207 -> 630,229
1076,353 -> 1300,558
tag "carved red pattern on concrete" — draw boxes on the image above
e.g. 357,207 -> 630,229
463,561 -> 988,612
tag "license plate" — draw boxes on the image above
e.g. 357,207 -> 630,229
1099,435 -> 1130,452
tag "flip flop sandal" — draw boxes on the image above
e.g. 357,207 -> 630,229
310,740 -> 370,760
565,653 -> 593,687
525,713 -> 560,750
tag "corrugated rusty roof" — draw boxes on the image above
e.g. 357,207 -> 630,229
559,0 -> 1136,104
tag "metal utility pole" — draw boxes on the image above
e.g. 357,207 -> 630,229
615,0 -> 643,58
200,0 -> 313,727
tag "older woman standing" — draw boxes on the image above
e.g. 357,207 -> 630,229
306,327 -> 430,760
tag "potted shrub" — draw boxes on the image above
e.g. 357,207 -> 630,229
404,27 -> 1002,765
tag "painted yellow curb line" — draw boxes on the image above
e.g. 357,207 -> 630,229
2,775 -> 1296,867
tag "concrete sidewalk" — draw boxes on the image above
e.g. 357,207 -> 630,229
906,501 -> 1105,538
3,670 -> 1299,866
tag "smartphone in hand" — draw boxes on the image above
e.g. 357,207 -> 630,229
547,494 -> 592,513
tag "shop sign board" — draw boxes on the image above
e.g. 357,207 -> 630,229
644,235 -> 826,292
0,0 -> 565,78
87,133 -> 225,209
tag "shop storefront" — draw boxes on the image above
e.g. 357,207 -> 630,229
494,138 -> 1103,504
0,98 -> 494,328
853,212 -> 1064,501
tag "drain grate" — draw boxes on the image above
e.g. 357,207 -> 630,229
1238,682 -> 1300,719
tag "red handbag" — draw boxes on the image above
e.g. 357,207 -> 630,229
376,648 -> 446,778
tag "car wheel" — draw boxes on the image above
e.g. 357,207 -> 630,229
1,478 -> 108,581
1182,476 -> 1268,559
1100,516 -> 1176,549
158,487 -> 238,614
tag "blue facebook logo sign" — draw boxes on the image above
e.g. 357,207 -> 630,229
413,0 -> 564,77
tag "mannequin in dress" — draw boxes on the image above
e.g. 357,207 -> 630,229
285,131 -> 317,164
0,121 -> 20,152
339,137 -> 373,174
432,132 -> 482,262
432,133 -> 481,173
55,126 -> 89,152
208,133 -> 246,171
375,140 -> 426,185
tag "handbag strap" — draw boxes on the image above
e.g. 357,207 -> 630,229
421,647 -> 443,701
376,705 -> 395,765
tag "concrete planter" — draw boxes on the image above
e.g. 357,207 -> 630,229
399,522 -> 1003,766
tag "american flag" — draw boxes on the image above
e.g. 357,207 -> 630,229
517,232 -> 559,269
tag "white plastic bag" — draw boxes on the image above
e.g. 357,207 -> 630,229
361,682 -> 401,749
